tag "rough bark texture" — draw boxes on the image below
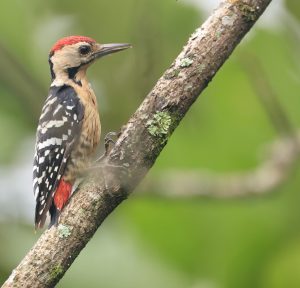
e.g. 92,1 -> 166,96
2,0 -> 272,287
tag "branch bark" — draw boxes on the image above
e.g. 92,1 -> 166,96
3,0 -> 272,287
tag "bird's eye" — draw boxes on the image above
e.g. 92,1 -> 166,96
79,45 -> 91,55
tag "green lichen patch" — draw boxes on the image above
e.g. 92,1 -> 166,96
237,3 -> 257,21
49,264 -> 63,281
180,57 -> 193,68
78,208 -> 87,215
184,84 -> 193,92
221,14 -> 237,26
164,69 -> 180,79
198,63 -> 206,73
215,28 -> 224,38
146,111 -> 172,137
58,224 -> 72,238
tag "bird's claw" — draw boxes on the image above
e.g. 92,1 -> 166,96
96,131 -> 119,162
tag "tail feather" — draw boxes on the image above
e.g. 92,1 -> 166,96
49,203 -> 60,228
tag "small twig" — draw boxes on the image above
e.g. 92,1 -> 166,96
139,133 -> 300,198
240,52 -> 295,136
0,43 -> 46,122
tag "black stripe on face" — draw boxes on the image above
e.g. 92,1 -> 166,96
49,58 -> 55,80
67,66 -> 82,86
67,66 -> 79,79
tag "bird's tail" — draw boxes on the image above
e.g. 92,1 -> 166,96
49,203 -> 60,228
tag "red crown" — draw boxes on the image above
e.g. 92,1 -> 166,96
50,36 -> 96,53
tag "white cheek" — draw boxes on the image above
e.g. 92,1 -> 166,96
67,52 -> 82,65
53,48 -> 82,69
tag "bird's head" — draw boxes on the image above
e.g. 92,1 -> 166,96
49,36 -> 131,83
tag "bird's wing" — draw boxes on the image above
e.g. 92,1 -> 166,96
33,85 -> 84,228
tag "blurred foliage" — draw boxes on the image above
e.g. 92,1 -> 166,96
1,0 -> 300,288
286,0 -> 300,21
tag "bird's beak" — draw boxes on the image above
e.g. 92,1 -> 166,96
93,43 -> 132,59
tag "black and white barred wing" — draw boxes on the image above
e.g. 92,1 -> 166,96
33,85 -> 84,227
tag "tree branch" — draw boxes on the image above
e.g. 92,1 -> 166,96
139,133 -> 300,198
138,53 -> 300,199
240,52 -> 295,136
2,0 -> 272,287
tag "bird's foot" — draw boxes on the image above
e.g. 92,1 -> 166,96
90,131 -> 129,190
96,131 -> 119,163
91,130 -> 127,171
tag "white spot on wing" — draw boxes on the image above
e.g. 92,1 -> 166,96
40,97 -> 57,118
34,187 -> 39,199
37,138 -> 62,150
41,120 -> 67,133
37,171 -> 46,184
38,157 -> 45,164
53,104 -> 62,115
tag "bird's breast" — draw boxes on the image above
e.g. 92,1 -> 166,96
76,83 -> 101,156
64,82 -> 101,182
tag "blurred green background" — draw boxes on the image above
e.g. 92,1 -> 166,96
1,0 -> 300,287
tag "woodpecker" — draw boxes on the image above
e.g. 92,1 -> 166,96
33,36 -> 130,229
